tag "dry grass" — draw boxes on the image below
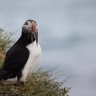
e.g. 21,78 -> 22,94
0,69 -> 70,96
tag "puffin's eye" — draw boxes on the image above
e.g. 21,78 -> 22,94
24,22 -> 28,25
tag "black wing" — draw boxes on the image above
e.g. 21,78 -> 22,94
0,44 -> 29,80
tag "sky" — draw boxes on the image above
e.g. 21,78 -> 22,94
0,0 -> 96,96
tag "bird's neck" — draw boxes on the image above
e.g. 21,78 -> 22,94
17,32 -> 33,46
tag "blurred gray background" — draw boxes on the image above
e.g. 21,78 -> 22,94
0,0 -> 96,96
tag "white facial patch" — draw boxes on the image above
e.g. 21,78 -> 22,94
22,21 -> 33,32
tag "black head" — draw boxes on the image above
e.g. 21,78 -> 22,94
22,20 -> 38,44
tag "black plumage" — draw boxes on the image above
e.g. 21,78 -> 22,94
0,30 -> 35,81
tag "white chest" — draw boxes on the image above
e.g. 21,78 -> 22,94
26,41 -> 41,74
20,41 -> 41,82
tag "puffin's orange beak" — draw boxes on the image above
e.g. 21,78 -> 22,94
33,23 -> 37,32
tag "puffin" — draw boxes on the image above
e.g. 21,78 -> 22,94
0,19 -> 41,85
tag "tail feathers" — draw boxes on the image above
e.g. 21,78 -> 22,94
0,69 -> 7,80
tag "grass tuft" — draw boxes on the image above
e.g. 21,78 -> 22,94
0,69 -> 70,96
